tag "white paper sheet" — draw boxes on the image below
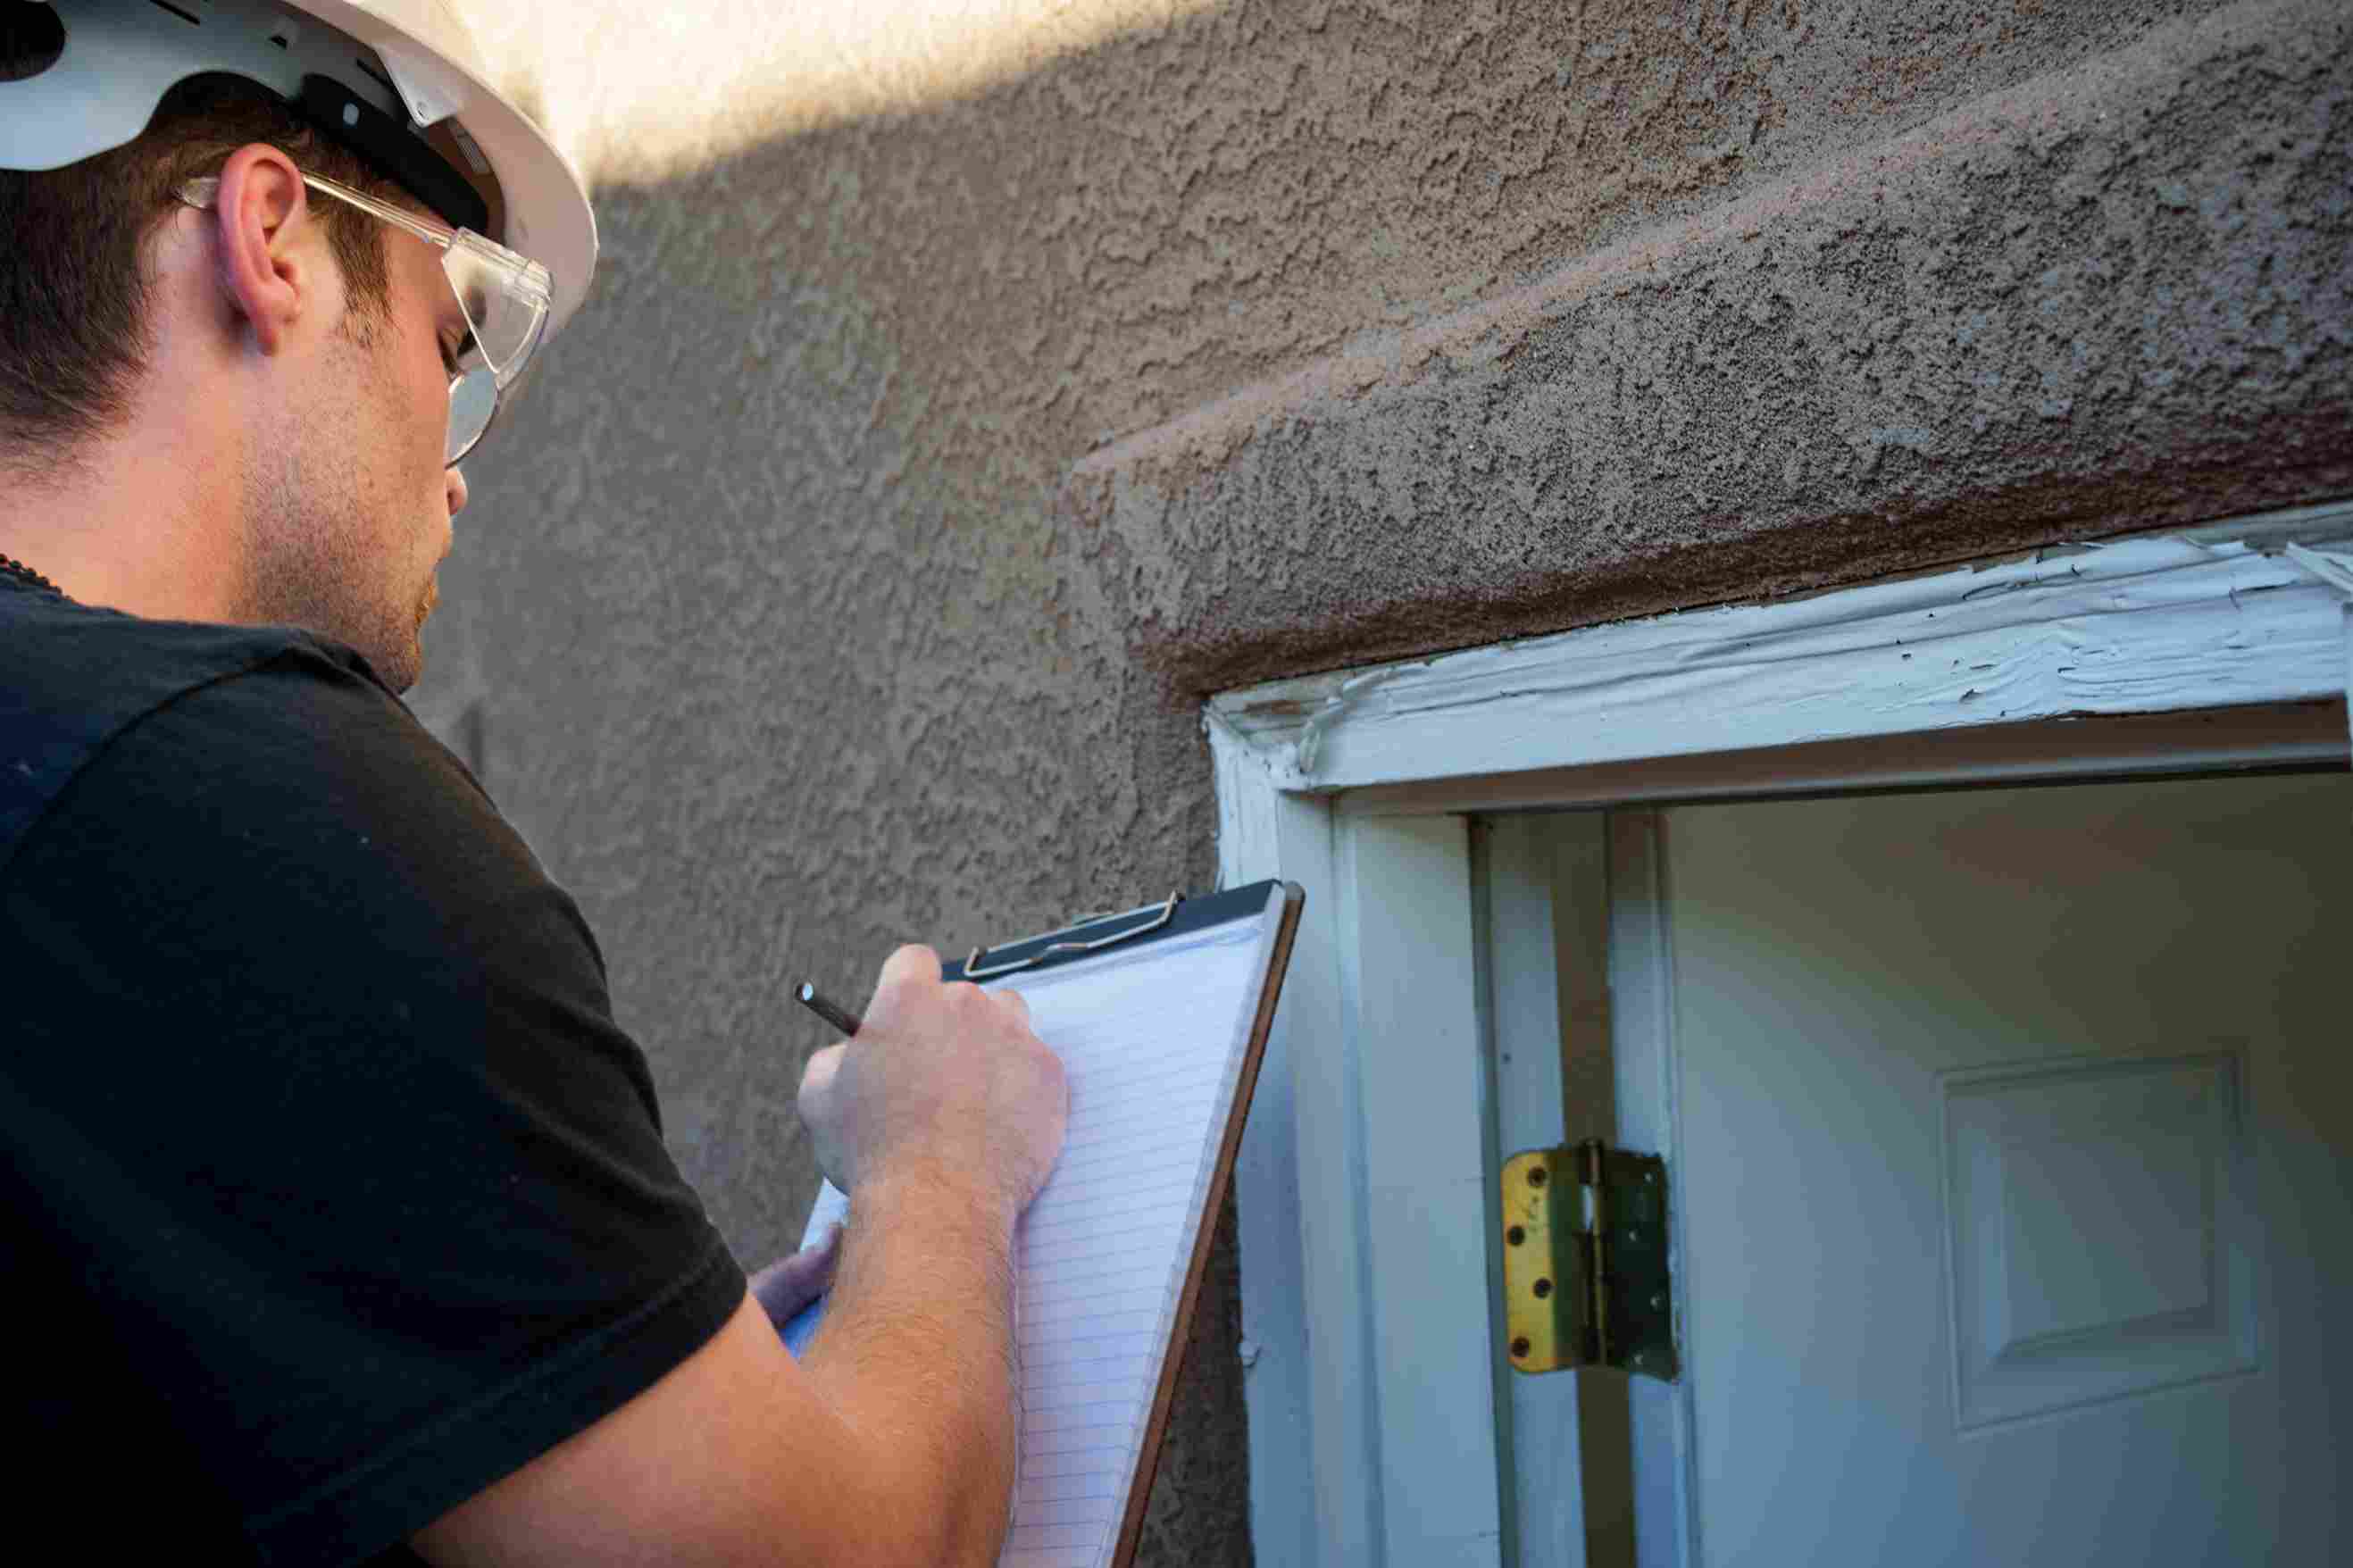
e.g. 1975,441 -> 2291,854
789,912 -> 1272,1568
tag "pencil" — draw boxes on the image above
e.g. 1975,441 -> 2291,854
795,982 -> 864,1038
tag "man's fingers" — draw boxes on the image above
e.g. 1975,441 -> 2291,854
748,1222 -> 845,1328
798,1042 -> 844,1107
797,1045 -> 851,1189
880,943 -> 943,987
991,988 -> 1030,1024
866,943 -> 943,1016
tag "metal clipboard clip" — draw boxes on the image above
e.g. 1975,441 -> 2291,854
964,890 -> 1182,981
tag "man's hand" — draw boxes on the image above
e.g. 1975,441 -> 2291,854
796,945 -> 1068,1215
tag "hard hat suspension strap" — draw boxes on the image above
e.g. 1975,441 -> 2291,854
292,73 -> 486,236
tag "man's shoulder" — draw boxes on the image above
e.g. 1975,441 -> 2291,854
0,588 -> 472,869
4,584 -> 598,1045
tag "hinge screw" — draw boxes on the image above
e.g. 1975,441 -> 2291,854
1511,1337 -> 1531,1359
1528,1165 -> 1548,1188
1650,1293 -> 1666,1310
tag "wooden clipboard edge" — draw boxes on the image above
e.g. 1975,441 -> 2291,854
1106,880 -> 1306,1568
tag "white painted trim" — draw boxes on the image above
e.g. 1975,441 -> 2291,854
1213,719 -> 1384,1568
1331,701 -> 2346,819
1212,504 -> 2353,795
1209,507 -> 2353,1568
1345,813 -> 1503,1568
2284,539 -> 2353,598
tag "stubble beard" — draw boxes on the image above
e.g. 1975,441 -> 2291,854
234,316 -> 431,693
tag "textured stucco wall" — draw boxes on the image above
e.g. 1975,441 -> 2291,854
410,1 -> 2350,1558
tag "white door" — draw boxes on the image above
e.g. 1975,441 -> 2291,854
1631,770 -> 2351,1565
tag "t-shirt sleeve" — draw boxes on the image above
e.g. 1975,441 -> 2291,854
3,646 -> 747,1565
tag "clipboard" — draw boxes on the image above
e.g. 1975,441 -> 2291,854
786,879 -> 1305,1568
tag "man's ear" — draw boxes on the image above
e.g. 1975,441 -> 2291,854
210,143 -> 318,355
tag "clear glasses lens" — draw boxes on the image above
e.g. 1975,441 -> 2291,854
437,238 -> 550,464
443,239 -> 551,388
446,366 -> 498,464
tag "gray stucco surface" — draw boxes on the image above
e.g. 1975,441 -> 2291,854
411,1 -> 2349,1558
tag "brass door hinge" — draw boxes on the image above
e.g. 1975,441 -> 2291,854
1500,1139 -> 1678,1380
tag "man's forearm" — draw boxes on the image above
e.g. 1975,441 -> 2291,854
411,953 -> 1061,1567
796,1166 -> 1022,1565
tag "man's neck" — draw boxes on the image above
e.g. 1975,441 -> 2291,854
0,416 -> 245,621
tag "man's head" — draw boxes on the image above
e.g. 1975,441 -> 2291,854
1,71 -> 466,689
0,2 -> 594,695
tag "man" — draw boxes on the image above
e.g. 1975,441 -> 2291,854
2,3 -> 1067,1564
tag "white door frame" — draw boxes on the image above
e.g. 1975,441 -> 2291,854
1207,504 -> 2353,1568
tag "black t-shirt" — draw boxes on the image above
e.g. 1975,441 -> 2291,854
2,580 -> 746,1564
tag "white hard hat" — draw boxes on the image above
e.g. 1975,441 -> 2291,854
1,0 -> 597,340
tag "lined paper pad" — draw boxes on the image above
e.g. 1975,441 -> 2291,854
791,913 -> 1270,1568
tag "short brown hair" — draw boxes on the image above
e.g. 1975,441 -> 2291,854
1,70 -> 408,462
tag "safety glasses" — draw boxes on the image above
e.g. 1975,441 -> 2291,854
179,169 -> 551,465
